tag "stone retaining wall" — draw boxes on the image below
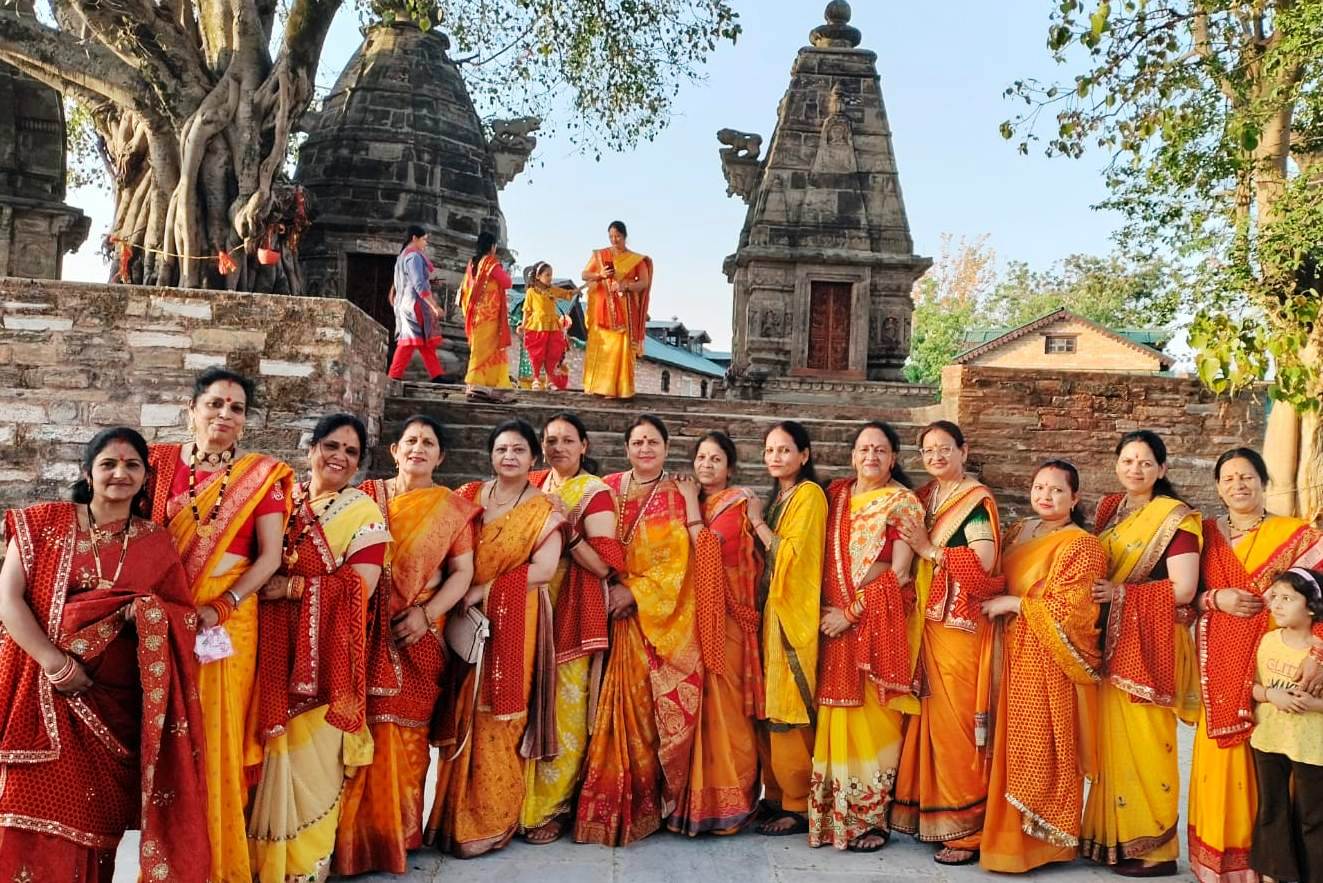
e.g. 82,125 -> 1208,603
0,277 -> 388,510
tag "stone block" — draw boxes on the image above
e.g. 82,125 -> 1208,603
151,297 -> 212,320
260,359 -> 316,378
140,403 -> 183,427
192,328 -> 267,351
132,349 -> 185,370
40,462 -> 81,481
29,424 -> 97,443
184,353 -> 227,370
0,425 -> 13,445
3,315 -> 72,332
127,331 -> 191,349
2,402 -> 46,423
89,402 -> 141,425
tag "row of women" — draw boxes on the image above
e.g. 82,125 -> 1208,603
1,366 -> 1322,882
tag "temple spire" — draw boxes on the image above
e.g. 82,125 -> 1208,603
811,1 -> 862,49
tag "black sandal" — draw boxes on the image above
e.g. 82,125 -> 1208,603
755,809 -> 808,836
846,829 -> 890,853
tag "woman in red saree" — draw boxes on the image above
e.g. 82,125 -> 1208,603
334,415 -> 478,875
581,220 -> 652,399
0,427 -> 209,883
810,421 -> 924,852
1190,447 -> 1323,883
980,460 -> 1107,873
426,418 -> 565,857
459,230 -> 515,402
893,420 -> 1003,866
145,367 -> 292,883
671,431 -> 762,835
575,415 -> 704,845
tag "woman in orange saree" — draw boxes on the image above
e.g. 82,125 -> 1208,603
459,230 -> 515,402
333,416 -> 478,875
521,413 -> 625,844
425,418 -> 565,858
0,427 -> 209,883
581,220 -> 652,399
980,460 -> 1107,874
1081,430 -> 1202,877
1190,447 -> 1323,883
574,414 -> 704,845
670,431 -> 762,835
145,367 -> 293,883
810,421 -> 924,852
893,420 -> 1003,866
247,414 -> 390,883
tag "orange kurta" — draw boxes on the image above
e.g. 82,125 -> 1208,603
980,522 -> 1106,874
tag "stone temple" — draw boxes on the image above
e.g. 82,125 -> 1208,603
719,1 -> 929,398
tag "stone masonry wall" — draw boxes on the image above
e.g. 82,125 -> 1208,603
0,278 -> 388,511
941,365 -> 1267,519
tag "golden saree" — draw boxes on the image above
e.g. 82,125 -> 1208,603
425,485 -> 562,858
582,248 -> 653,398
670,488 -> 762,835
0,503 -> 209,883
757,480 -> 827,815
459,254 -> 514,388
520,470 -> 624,833
894,480 -> 1003,849
334,482 -> 478,876
1189,515 -> 1323,883
248,487 -> 389,883
809,480 -> 924,849
1081,493 -> 1202,867
146,444 -> 293,883
574,475 -> 702,845
980,523 -> 1106,874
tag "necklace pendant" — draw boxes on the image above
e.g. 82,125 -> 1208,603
96,578 -> 115,591
197,522 -> 215,538
284,551 -> 299,568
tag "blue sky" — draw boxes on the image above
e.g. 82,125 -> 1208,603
63,1 -> 1123,350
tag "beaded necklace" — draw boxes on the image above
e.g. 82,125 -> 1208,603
188,445 -> 236,538
616,471 -> 666,545
281,483 -> 341,568
86,505 -> 132,590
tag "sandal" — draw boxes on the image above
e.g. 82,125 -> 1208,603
755,809 -> 808,836
523,817 -> 565,846
934,846 -> 979,865
846,829 -> 890,853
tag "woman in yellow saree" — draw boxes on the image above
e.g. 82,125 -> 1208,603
425,418 -> 565,857
581,220 -> 652,399
671,431 -> 762,835
247,414 -> 390,883
145,368 -> 293,883
574,414 -> 704,845
893,420 -> 1003,866
810,421 -> 924,852
980,460 -> 1107,874
1190,447 -> 1323,883
459,230 -> 515,402
1081,430 -> 1201,877
520,413 -> 625,844
333,416 -> 478,875
748,421 -> 827,836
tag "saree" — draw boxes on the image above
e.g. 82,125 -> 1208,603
893,480 -> 1003,850
809,480 -> 925,849
459,254 -> 514,388
1081,494 -> 1202,867
248,487 -> 389,883
147,444 -> 293,883
333,482 -> 478,876
582,248 -> 653,398
0,503 -> 209,883
574,475 -> 703,845
980,522 -> 1106,873
669,488 -> 762,835
1189,515 -> 1323,883
425,485 -> 562,857
757,480 -> 827,816
520,470 -> 624,833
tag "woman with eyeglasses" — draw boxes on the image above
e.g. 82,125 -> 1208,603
247,413 -> 390,882
893,421 -> 1004,866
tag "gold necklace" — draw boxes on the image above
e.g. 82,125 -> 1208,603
617,471 -> 666,545
487,479 -> 530,509
86,505 -> 131,590
928,475 -> 966,516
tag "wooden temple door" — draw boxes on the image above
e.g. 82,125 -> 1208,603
806,281 -> 852,373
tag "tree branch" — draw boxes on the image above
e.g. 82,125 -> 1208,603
0,8 -> 150,112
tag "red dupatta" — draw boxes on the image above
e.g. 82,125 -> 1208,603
0,503 -> 209,882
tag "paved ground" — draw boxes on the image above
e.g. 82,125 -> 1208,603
114,727 -> 1198,881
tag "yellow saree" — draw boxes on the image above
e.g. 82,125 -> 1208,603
583,248 -> 652,398
459,255 -> 513,389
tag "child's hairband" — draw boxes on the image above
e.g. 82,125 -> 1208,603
1286,567 -> 1323,594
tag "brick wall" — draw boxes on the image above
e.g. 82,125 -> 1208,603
0,277 -> 388,510
941,365 -> 1267,518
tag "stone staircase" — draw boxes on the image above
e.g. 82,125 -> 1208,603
370,383 -> 938,487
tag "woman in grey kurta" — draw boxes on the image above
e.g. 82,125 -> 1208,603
388,225 -> 444,380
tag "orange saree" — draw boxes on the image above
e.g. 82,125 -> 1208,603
980,522 -> 1106,873
574,474 -> 703,845
459,254 -> 514,389
425,484 -> 562,858
334,481 -> 478,876
669,488 -> 762,835
582,248 -> 653,398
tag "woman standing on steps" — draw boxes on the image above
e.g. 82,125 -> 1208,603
521,412 -> 625,844
893,420 -> 1004,867
582,220 -> 652,400
388,225 -> 446,383
145,367 -> 293,883
334,415 -> 479,876
750,421 -> 827,837
460,230 -> 516,403
809,421 -> 924,853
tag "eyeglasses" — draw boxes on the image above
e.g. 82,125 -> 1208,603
920,446 -> 955,459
